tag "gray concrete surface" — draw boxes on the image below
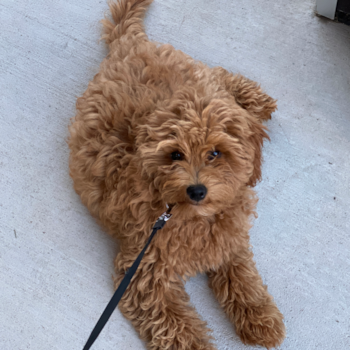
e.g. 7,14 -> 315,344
1,0 -> 350,349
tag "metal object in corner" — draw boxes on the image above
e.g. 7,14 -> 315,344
316,0 -> 338,20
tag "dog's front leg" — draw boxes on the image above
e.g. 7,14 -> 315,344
207,250 -> 285,349
115,254 -> 216,350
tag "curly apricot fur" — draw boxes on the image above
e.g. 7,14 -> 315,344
68,1 -> 285,349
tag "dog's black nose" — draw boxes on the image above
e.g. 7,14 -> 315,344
186,184 -> 207,202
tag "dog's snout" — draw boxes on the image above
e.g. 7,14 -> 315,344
186,184 -> 207,202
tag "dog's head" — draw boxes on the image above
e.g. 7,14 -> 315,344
136,89 -> 269,218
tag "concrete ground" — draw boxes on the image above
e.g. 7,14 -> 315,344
1,0 -> 349,349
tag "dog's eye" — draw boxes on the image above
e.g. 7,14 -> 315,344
171,151 -> 184,161
208,150 -> 221,161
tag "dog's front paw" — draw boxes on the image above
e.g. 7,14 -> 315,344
235,303 -> 285,349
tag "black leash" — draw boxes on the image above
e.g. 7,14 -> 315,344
82,206 -> 173,350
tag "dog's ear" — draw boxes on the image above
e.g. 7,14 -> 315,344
215,68 -> 277,122
246,117 -> 269,187
224,114 -> 269,187
215,69 -> 275,186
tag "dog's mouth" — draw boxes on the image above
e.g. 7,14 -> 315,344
169,200 -> 218,218
164,195 -> 213,217
175,199 -> 207,207
175,200 -> 201,205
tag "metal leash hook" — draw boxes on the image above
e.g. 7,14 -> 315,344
153,203 -> 174,230
82,204 -> 174,350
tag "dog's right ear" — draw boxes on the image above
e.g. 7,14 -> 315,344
214,68 -> 277,122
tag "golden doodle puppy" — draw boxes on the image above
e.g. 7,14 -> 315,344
69,0 -> 285,349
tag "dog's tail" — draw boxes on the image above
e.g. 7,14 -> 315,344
101,0 -> 153,45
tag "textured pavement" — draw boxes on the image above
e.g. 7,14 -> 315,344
1,0 -> 350,349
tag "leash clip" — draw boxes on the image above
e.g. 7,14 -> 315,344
154,204 -> 174,230
163,203 -> 175,220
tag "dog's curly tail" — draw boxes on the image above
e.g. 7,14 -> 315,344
101,0 -> 153,45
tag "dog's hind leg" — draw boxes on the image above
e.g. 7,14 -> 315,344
207,250 -> 285,349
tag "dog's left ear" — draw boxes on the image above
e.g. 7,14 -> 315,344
215,68 -> 277,122
215,68 -> 276,186
245,117 -> 269,187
